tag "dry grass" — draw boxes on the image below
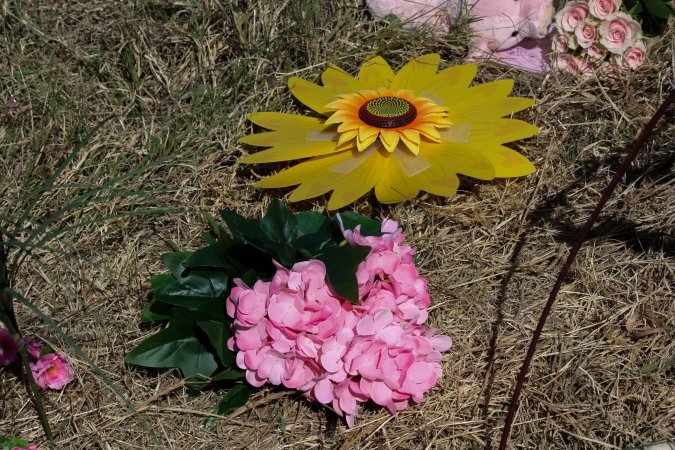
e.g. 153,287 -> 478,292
1,1 -> 673,448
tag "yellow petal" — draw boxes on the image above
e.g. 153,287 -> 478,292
239,136 -> 338,163
479,146 -> 536,178
374,155 -> 420,204
257,151 -> 352,188
400,129 -> 421,155
246,112 -> 325,130
418,172 -> 460,197
379,129 -> 400,152
389,54 -> 441,94
416,123 -> 442,142
449,97 -> 535,120
326,150 -> 382,209
463,79 -> 515,100
337,129 -> 359,146
321,65 -> 362,94
468,119 -> 539,145
357,126 -> 380,151
419,64 -> 477,105
423,141 -> 495,180
288,77 -> 335,115
289,172 -> 343,202
358,55 -> 395,88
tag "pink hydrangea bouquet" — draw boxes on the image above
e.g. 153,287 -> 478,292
128,200 -> 451,427
227,218 -> 451,426
551,0 -> 650,76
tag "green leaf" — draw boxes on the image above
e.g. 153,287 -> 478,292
204,384 -> 253,428
161,252 -> 192,279
210,367 -> 245,381
225,244 -> 276,278
182,244 -> 233,270
316,245 -> 371,303
295,210 -> 329,237
642,0 -> 674,19
219,209 -> 263,244
640,355 -> 675,374
220,201 -> 305,266
336,211 -> 383,237
125,310 -> 218,380
153,270 -> 229,318
0,436 -> 30,450
293,218 -> 337,257
197,320 -> 235,367
259,199 -> 299,244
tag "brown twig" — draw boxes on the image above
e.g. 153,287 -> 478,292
498,89 -> 675,450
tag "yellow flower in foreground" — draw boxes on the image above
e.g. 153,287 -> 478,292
239,53 -> 539,210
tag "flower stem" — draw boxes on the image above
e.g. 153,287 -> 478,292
16,333 -> 54,440
498,90 -> 675,450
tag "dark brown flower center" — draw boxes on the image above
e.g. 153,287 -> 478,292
358,96 -> 417,128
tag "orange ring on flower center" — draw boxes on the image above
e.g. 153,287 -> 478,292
358,96 -> 417,128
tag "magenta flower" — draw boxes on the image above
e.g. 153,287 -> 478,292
12,445 -> 37,450
23,338 -> 42,361
0,328 -> 18,366
30,353 -> 75,389
226,219 -> 452,426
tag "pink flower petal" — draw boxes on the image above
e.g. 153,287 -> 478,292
314,378 -> 333,404
430,335 -> 453,352
370,381 -> 393,407
407,361 -> 433,384
356,316 -> 375,336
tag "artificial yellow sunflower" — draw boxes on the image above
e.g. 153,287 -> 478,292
239,53 -> 538,210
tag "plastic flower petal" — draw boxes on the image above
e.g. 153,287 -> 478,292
0,328 -> 18,366
239,54 -> 539,209
30,353 -> 75,390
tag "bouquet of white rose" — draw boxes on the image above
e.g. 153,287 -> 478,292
551,0 -> 652,76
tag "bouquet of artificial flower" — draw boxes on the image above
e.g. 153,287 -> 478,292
551,0 -> 649,76
227,217 -> 451,426
127,201 -> 451,427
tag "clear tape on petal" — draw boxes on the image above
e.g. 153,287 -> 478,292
392,145 -> 431,177
419,91 -> 445,106
439,124 -> 470,144
306,131 -> 339,142
329,145 -> 378,174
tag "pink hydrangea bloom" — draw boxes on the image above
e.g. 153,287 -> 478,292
0,328 -> 18,366
226,219 -> 452,426
30,353 -> 75,390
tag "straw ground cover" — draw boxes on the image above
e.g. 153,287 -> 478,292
1,1 -> 673,448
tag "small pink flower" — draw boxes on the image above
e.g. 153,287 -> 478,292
617,40 -> 647,69
0,328 -> 18,366
11,445 -> 37,450
599,12 -> 642,54
588,0 -> 621,19
551,33 -> 570,53
576,58 -> 598,77
575,21 -> 599,49
586,42 -> 608,61
23,338 -> 43,361
601,62 -> 626,78
30,353 -> 75,389
552,53 -> 580,74
555,1 -> 590,33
